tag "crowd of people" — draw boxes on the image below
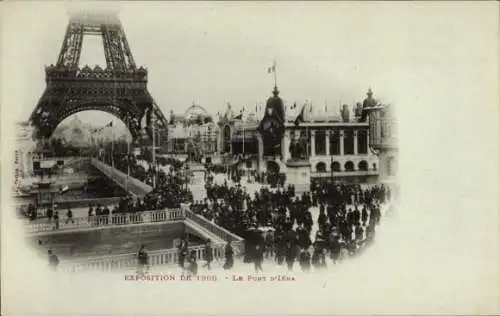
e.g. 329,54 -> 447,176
38,149 -> 393,273
190,180 -> 390,272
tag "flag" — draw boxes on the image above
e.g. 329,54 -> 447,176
294,105 -> 306,126
267,61 -> 276,73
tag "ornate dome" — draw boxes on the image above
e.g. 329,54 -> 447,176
184,103 -> 212,122
183,103 -> 213,126
264,86 -> 285,125
363,88 -> 378,108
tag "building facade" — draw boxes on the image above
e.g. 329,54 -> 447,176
14,122 -> 37,179
218,88 -> 397,185
365,103 -> 398,184
166,104 -> 218,155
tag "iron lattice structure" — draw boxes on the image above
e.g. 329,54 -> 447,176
29,12 -> 168,141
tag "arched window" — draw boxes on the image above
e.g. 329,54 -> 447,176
331,161 -> 341,172
345,161 -> 354,172
358,160 -> 368,171
316,162 -> 326,173
372,163 -> 377,170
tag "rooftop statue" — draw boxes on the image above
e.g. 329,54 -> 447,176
363,88 -> 378,108
223,103 -> 235,120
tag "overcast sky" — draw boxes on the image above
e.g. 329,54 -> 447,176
3,1 -> 495,127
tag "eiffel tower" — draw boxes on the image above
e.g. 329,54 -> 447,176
29,12 -> 168,141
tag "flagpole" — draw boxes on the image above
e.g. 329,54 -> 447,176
273,61 -> 277,87
306,102 -> 310,159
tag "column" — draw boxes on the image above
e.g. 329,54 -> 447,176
353,130 -> 358,155
339,130 -> 344,156
310,130 -> 316,157
366,129 -> 370,151
257,133 -> 264,172
281,130 -> 290,161
325,131 -> 330,156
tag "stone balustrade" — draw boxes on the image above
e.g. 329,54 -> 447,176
184,209 -> 245,255
60,243 -> 228,273
27,209 -> 185,234
26,207 -> 245,273
89,158 -> 153,197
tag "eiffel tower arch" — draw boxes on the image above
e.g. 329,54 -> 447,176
29,12 -> 168,141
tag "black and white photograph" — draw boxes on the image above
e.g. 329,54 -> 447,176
2,2 -> 498,315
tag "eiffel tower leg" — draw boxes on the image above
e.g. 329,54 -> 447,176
29,13 -> 170,144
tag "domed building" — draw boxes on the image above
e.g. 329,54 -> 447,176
184,104 -> 214,125
166,103 -> 218,156
217,87 -> 396,192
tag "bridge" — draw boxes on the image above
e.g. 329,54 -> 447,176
26,208 -> 245,272
89,158 -> 153,197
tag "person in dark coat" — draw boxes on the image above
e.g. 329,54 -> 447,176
330,236 -> 342,264
202,239 -> 213,270
137,244 -> 149,276
46,207 -> 53,222
66,208 -> 74,224
29,207 -> 37,221
187,250 -> 198,276
317,206 -> 327,228
275,234 -> 285,265
223,240 -> 234,270
353,206 -> 361,225
355,225 -> 364,243
177,238 -> 188,268
53,211 -> 59,230
285,242 -> 297,271
311,247 -> 321,269
299,250 -> 311,272
254,244 -> 264,272
48,250 -> 59,270
88,206 -> 93,223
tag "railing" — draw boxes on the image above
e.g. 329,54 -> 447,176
184,209 -> 245,255
311,170 -> 379,178
90,158 -> 153,197
36,197 -> 123,209
60,243 -> 227,273
26,209 -> 185,234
